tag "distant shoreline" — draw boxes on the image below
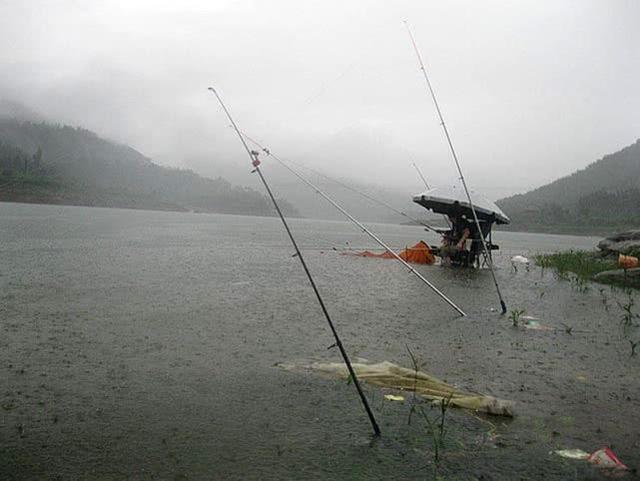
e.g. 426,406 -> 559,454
0,194 -> 283,218
0,198 -> 616,238
496,224 -> 614,238
0,190 -> 189,214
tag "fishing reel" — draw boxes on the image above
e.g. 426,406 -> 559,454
250,150 -> 261,170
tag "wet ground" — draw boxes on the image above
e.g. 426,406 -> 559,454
1,202 -> 638,480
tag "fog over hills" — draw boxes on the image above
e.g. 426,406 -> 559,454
3,0 -> 639,228
181,131 -> 439,224
3,1 -> 638,212
3,98 -> 639,235
0,103 -> 434,223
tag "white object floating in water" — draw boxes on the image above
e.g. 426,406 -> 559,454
287,360 -> 514,416
383,394 -> 405,402
511,255 -> 530,272
554,449 -> 590,460
521,316 -> 554,331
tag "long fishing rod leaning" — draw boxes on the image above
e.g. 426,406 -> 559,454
412,162 -> 430,190
291,163 -> 444,236
230,127 -> 444,237
240,132 -> 466,317
403,22 -> 508,314
411,161 -> 451,229
207,87 -> 381,437
291,159 -> 443,236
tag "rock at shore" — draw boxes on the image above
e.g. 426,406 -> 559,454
597,230 -> 640,256
593,267 -> 640,287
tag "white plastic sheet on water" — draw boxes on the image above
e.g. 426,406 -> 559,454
383,394 -> 405,402
279,360 -> 514,417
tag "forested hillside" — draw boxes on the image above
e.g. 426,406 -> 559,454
497,140 -> 640,233
0,119 -> 298,216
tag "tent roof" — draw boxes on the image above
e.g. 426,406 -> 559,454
413,185 -> 511,225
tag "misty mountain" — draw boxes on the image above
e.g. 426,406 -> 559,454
0,118 -> 299,217
497,139 -> 640,233
197,159 -> 438,224
259,176 -> 438,224
181,136 -> 440,225
0,99 -> 48,123
262,131 -> 443,224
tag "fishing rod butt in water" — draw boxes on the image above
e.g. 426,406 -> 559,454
207,86 -> 381,437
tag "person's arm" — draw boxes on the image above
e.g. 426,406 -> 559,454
456,228 -> 470,249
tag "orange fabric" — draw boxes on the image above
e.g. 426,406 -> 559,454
343,241 -> 435,265
619,254 -> 639,269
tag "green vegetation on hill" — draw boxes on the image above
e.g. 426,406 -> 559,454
497,140 -> 640,234
0,119 -> 299,217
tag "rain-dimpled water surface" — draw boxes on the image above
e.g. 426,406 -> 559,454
1,203 -> 638,480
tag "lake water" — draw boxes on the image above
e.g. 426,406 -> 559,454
1,202 -> 637,480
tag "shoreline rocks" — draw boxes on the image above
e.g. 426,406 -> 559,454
593,267 -> 640,287
597,230 -> 640,257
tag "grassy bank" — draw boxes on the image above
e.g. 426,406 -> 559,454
534,250 -> 617,280
534,250 -> 640,290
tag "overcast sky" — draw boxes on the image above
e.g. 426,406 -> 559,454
1,0 -> 639,199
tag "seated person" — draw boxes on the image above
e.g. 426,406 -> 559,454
439,213 -> 470,265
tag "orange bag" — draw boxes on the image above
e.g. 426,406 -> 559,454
618,254 -> 639,269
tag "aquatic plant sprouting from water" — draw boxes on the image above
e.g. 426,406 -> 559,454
418,394 -> 453,465
599,288 -> 610,312
404,345 -> 452,469
509,308 -> 525,327
534,250 -> 617,288
617,291 -> 640,357
618,291 -> 639,329
406,344 -> 425,426
571,275 -> 590,294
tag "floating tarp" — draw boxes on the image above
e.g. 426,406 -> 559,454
342,240 -> 435,265
279,360 -> 514,417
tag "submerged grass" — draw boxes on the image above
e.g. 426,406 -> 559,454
534,250 -> 617,281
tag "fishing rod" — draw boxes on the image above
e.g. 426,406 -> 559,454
411,161 -> 430,190
226,124 -> 443,236
208,87 -> 381,437
404,21 -> 508,314
411,161 -> 451,229
240,131 -> 466,317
